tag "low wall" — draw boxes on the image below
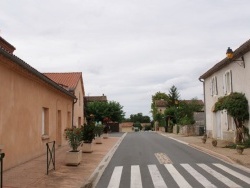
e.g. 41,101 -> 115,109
179,125 -> 195,136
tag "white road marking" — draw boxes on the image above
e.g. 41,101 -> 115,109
131,165 -> 143,188
213,163 -> 250,184
107,166 -> 123,188
165,164 -> 192,188
198,163 -> 242,188
181,163 -> 217,188
148,164 -> 167,188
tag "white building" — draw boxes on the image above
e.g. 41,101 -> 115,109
199,39 -> 250,141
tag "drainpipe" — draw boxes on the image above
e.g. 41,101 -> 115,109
199,78 -> 206,135
69,88 -> 78,128
72,98 -> 78,128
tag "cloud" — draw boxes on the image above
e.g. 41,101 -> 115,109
1,0 -> 250,118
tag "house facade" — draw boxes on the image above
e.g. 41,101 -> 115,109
199,39 -> 250,141
0,36 -> 76,170
44,72 -> 85,127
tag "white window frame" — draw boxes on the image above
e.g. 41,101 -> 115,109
210,76 -> 218,96
223,70 -> 232,95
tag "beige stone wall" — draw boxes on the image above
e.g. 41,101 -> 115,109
0,61 -> 73,170
121,127 -> 133,132
73,79 -> 84,127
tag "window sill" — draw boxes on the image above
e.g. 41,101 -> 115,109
41,135 -> 50,140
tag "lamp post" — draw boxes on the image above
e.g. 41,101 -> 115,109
226,47 -> 245,68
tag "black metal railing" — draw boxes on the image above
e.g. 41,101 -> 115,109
0,153 -> 5,188
46,141 -> 55,175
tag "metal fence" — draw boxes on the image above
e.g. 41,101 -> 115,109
46,141 -> 55,175
0,153 -> 5,188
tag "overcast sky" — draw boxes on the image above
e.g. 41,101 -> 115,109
1,0 -> 250,118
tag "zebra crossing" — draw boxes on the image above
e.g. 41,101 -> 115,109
106,163 -> 250,188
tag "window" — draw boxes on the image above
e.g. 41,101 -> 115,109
42,107 -> 49,137
223,70 -> 232,95
210,76 -> 218,96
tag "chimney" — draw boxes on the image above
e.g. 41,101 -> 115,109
0,36 -> 16,54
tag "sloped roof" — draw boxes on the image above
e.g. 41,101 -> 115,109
43,72 -> 82,90
0,36 -> 15,53
199,39 -> 250,80
0,38 -> 75,99
85,95 -> 107,102
155,100 -> 168,107
120,122 -> 133,127
181,99 -> 204,105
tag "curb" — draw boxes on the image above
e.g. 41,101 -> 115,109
160,133 -> 237,165
81,133 -> 127,188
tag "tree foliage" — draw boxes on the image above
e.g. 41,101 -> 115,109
130,113 -> 150,123
151,92 -> 169,120
86,101 -> 125,123
168,85 -> 180,106
214,92 -> 249,143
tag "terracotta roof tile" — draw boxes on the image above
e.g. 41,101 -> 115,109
43,72 -> 82,90
155,100 -> 168,107
85,95 -> 107,102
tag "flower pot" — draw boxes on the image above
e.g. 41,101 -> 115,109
212,140 -> 217,147
103,133 -> 109,139
95,136 -> 103,144
236,145 -> 244,154
81,142 -> 93,153
202,138 -> 206,144
65,150 -> 82,166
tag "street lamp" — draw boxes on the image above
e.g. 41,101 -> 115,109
226,47 -> 245,68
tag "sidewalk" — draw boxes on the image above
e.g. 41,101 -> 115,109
160,132 -> 250,169
2,132 -> 250,188
3,136 -> 121,188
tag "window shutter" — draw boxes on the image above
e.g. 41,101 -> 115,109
215,76 -> 218,95
230,70 -> 233,93
223,73 -> 226,95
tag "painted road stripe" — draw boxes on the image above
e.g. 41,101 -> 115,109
165,164 -> 192,188
131,165 -> 143,188
213,163 -> 250,184
168,137 -> 189,145
107,166 -> 123,188
198,164 -> 242,188
148,164 -> 167,188
181,164 -> 217,188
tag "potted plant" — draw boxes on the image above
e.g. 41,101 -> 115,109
64,127 -> 82,166
212,139 -> 217,147
81,123 -> 95,153
202,133 -> 207,144
95,123 -> 104,144
236,144 -> 245,154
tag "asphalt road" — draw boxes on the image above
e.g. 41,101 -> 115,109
96,132 -> 250,188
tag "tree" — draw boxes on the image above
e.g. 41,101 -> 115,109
151,92 -> 169,120
130,113 -> 150,123
214,92 -> 249,143
86,101 -> 125,123
168,85 -> 180,106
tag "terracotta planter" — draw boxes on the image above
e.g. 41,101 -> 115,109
95,136 -> 103,144
236,145 -> 244,154
81,142 -> 93,153
103,133 -> 109,139
202,138 -> 206,144
212,140 -> 217,147
65,150 -> 82,166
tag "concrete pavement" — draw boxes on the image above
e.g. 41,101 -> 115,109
2,132 -> 250,188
